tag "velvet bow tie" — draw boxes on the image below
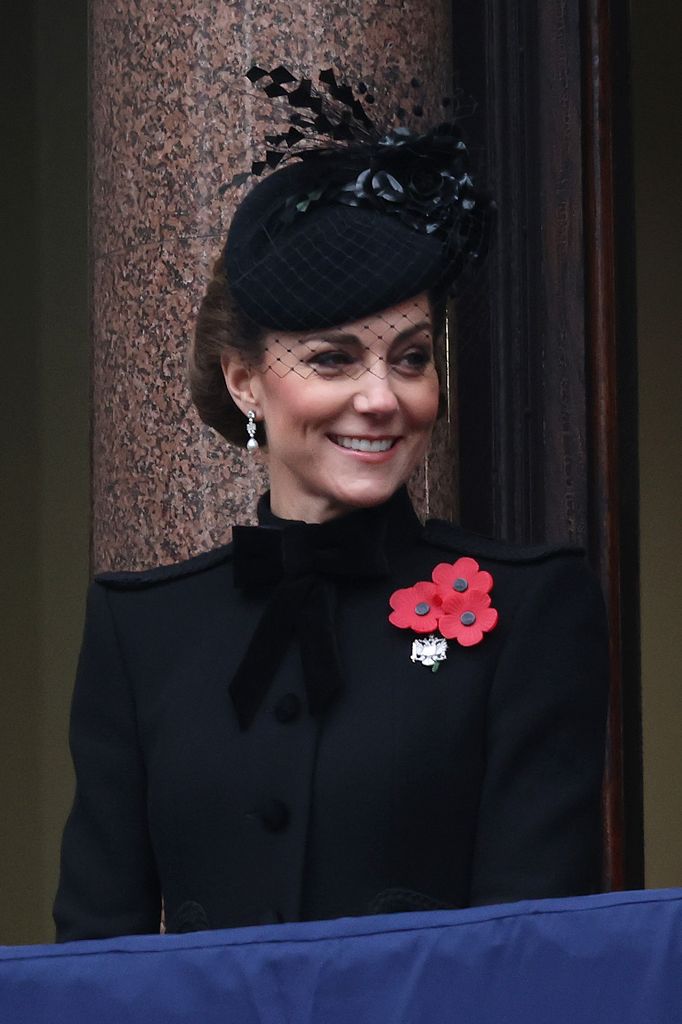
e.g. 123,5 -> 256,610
228,507 -> 391,730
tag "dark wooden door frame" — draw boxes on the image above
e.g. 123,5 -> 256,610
451,0 -> 642,888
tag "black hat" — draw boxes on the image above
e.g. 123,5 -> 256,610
223,69 -> 492,332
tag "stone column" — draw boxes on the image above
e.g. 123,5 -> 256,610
91,0 -> 455,571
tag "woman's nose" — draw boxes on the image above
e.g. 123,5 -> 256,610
352,367 -> 400,416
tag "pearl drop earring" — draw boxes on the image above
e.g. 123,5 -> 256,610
246,410 -> 259,451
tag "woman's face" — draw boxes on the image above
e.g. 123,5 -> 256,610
228,293 -> 440,522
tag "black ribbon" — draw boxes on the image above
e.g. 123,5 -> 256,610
229,505 -> 391,730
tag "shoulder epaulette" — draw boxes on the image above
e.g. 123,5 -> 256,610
423,518 -> 584,564
94,543 -> 233,589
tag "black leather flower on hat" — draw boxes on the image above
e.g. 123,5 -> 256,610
334,125 -> 476,246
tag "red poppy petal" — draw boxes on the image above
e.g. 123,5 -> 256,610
431,562 -> 457,587
388,608 -> 413,629
438,613 -> 462,640
439,591 -> 458,613
457,627 -> 484,647
413,581 -> 439,602
452,556 -> 481,578
467,591 -> 492,613
389,587 -> 413,611
388,607 -> 441,632
471,570 -> 493,593
478,607 -> 499,632
413,613 -> 441,634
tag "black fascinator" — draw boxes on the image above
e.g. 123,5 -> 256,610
223,66 -> 492,331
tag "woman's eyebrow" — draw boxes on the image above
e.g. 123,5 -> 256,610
301,331 -> 360,346
301,320 -> 432,347
392,320 -> 432,342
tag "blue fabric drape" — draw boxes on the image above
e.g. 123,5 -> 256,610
2,889 -> 681,1023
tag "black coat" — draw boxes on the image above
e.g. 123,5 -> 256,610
54,491 -> 609,941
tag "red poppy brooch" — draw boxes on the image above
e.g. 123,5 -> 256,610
388,557 -> 498,670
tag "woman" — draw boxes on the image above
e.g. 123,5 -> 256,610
54,69 -> 608,940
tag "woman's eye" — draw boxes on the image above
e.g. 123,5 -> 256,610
395,348 -> 432,373
307,350 -> 357,374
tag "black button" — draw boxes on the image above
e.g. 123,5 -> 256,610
260,798 -> 290,833
274,693 -> 301,723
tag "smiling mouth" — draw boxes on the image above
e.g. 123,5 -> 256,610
329,435 -> 398,453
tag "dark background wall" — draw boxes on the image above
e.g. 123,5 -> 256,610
632,0 -> 682,888
0,0 -> 679,943
1,0 -> 89,943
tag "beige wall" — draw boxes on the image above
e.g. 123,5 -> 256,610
632,0 -> 682,887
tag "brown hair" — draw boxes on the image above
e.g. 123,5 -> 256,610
189,254 -> 267,446
189,254 -> 449,447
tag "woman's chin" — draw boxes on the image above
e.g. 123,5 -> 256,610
323,476 -> 407,512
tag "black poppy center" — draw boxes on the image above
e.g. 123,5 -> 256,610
460,611 -> 477,626
415,602 -> 431,616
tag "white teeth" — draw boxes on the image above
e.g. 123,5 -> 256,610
333,436 -> 395,452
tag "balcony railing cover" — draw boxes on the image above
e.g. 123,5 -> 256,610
1,888 -> 681,1023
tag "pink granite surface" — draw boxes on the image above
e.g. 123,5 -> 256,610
90,0 -> 455,570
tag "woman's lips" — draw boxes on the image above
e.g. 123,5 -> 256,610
330,435 -> 396,452
328,434 -> 401,461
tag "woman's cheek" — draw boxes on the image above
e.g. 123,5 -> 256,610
405,377 -> 440,428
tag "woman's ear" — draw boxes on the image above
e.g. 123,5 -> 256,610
220,350 -> 263,418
